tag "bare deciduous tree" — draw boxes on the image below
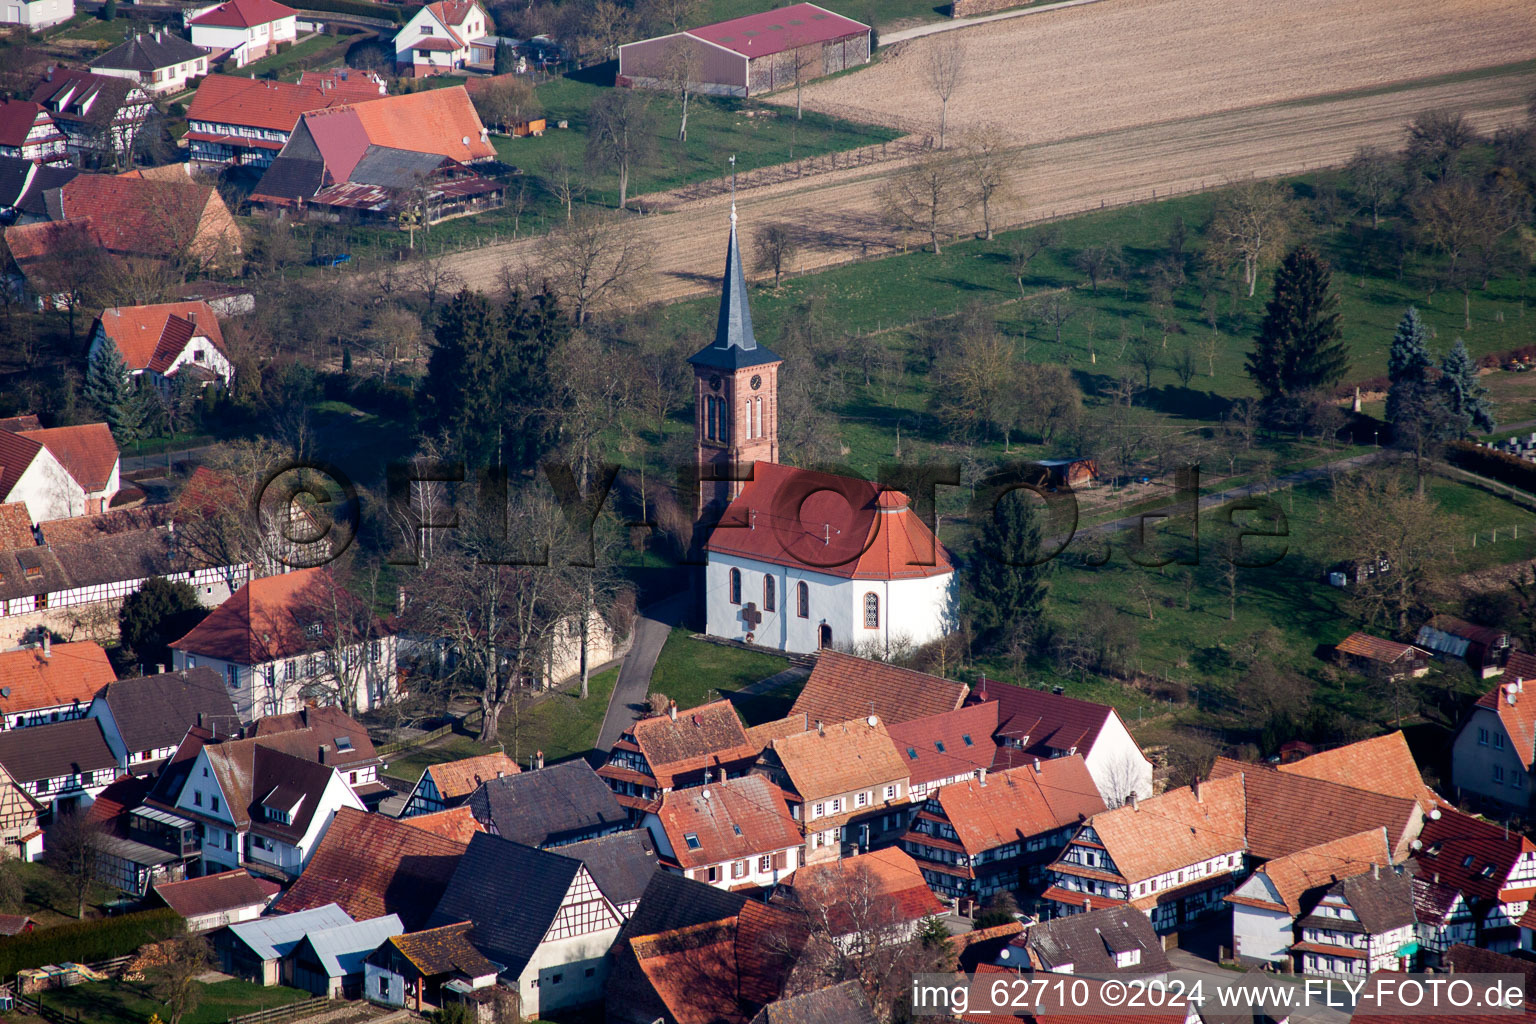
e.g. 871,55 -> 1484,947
1406,109 -> 1478,181
960,126 -> 1011,239
47,813 -> 104,919
148,935 -> 212,1024
791,44 -> 820,121
1206,180 -> 1293,297
537,207 -> 645,324
1074,243 -> 1122,294
539,152 -> 587,224
471,75 -> 542,134
924,35 -> 965,149
1006,225 -> 1060,300
752,222 -> 799,288
661,37 -> 703,141
879,152 -> 966,254
1345,145 -> 1401,229
585,89 -> 657,210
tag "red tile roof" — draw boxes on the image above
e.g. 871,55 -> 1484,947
186,73 -> 383,134
1413,805 -> 1536,905
1335,632 -> 1423,663
300,88 -> 493,177
1234,829 -> 1393,916
707,461 -> 952,580
778,847 -> 942,929
424,752 -> 520,801
887,702 -> 998,787
791,651 -> 967,727
1,219 -> 97,265
1477,669 -> 1536,769
426,0 -> 478,26
170,567 -> 379,664
411,37 -> 460,51
56,174 -> 226,260
685,3 -> 868,58
929,758 -> 1105,855
96,301 -> 225,374
402,805 -> 485,844
1067,775 -> 1247,885
629,699 -> 758,789
0,100 -> 60,149
154,869 -> 274,919
190,0 -> 296,28
0,641 -> 116,716
768,714 -> 908,802
970,677 -> 1120,766
0,503 -> 33,549
273,806 -> 467,930
1274,731 -> 1437,809
0,430 -> 44,506
19,423 -> 118,492
627,900 -> 802,1024
655,774 -> 802,869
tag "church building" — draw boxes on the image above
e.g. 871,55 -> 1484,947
694,209 -> 956,656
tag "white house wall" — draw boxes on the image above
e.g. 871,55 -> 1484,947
2,0 -> 75,30
1083,713 -> 1155,804
1452,706 -> 1529,811
6,448 -> 85,523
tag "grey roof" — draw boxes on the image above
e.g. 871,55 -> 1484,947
225,902 -> 354,961
466,759 -> 625,847
0,717 -> 117,784
1023,905 -> 1172,975
90,32 -> 210,73
296,914 -> 404,977
0,157 -> 77,216
749,981 -> 879,1024
688,213 -> 780,371
348,146 -> 448,189
619,869 -> 749,940
1322,869 -> 1417,935
98,668 -> 240,757
425,832 -> 586,979
562,830 -> 659,907
250,156 -> 324,203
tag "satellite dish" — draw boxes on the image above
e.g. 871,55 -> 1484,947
462,135 -> 470,146
0,688 -> 9,698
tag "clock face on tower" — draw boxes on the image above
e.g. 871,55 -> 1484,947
709,376 -> 722,391
750,375 -> 762,391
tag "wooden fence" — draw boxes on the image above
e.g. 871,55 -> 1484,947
227,996 -> 325,1024
375,708 -> 484,756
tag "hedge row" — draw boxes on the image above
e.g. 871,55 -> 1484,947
0,908 -> 182,978
1446,440 -> 1536,494
296,0 -> 418,25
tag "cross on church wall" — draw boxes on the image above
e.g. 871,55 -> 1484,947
741,602 -> 762,629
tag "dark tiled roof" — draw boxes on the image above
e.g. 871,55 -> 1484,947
154,869 -> 272,919
30,70 -> 143,130
969,677 -> 1115,762
1412,806 -> 1535,905
247,705 -> 380,773
200,739 -> 337,841
748,980 -> 878,1024
791,652 -> 967,728
425,831 -> 586,978
622,868 -> 751,940
1444,944 -> 1536,1004
249,156 -> 325,203
347,145 -> 449,188
0,717 -> 116,784
98,668 -> 240,757
466,759 -> 625,847
91,32 -> 211,73
562,830 -> 659,908
1025,905 -> 1172,975
376,921 -> 500,979
1320,868 -> 1416,934
273,806 -> 466,930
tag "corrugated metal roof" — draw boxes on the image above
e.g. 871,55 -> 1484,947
226,902 -> 353,961
348,146 -> 449,188
300,914 -> 403,977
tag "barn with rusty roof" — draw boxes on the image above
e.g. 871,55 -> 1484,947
619,3 -> 869,98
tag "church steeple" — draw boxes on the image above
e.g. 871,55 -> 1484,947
690,198 -> 783,516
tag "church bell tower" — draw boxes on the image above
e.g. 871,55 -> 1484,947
689,204 -> 782,516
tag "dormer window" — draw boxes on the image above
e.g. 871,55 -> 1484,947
266,806 -> 290,824
335,736 -> 353,751
731,824 -> 742,836
934,741 -> 945,753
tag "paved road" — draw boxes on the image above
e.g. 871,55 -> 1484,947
881,0 -> 1108,44
595,594 -> 688,752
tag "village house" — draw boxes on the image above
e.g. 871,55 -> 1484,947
886,702 -> 999,802
401,751 -> 519,818
1043,775 -> 1248,932
0,716 -> 118,815
0,424 -> 118,522
1417,614 -> 1511,679
1226,829 -> 1396,967
0,761 -> 41,861
427,831 -> 627,1019
901,758 -> 1105,904
184,71 -> 386,168
170,567 -> 398,723
0,101 -> 68,165
249,88 -> 501,228
1453,657 -> 1536,811
392,0 -> 493,76
2,0 -> 73,31
274,807 -> 467,930
0,156 -> 77,224
970,676 -> 1154,806
245,705 -> 390,808
1292,865 -> 1418,977
606,871 -> 802,1024
597,698 -> 759,816
1413,805 -> 1536,953
364,921 -> 504,1014
752,714 -> 909,863
790,651 -> 968,727
89,301 -> 234,392
90,31 -> 212,97
1268,730 -> 1439,810
29,70 -> 152,167
288,913 -> 404,999
151,868 -> 277,932
165,735 -> 364,878
1333,633 -> 1430,681
216,902 -> 354,984
187,0 -> 298,68
1013,903 -> 1172,976
560,831 -> 659,919
1415,873 -> 1475,964
642,773 -> 804,890
85,775 -> 194,894
466,758 -> 626,848
87,666 -> 241,771
749,981 -> 879,1024
772,847 -> 943,944
0,638 -> 115,730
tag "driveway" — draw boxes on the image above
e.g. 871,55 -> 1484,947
594,594 -> 687,753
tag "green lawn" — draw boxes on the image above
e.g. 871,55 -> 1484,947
648,628 -> 792,711
383,665 -> 620,782
239,32 -> 352,80
43,979 -> 309,1024
50,14 -> 161,43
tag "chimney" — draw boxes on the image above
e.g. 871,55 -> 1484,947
535,750 -> 544,770
156,664 -> 166,674
1032,758 -> 1041,774
1083,897 -> 1091,911
41,635 -> 50,658
1373,862 -> 1380,880
816,720 -> 824,736
188,310 -> 196,327
1129,791 -> 1138,811
669,700 -> 677,721
1193,779 -> 1202,803
318,743 -> 330,763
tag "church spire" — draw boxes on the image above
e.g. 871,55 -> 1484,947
714,203 -> 757,352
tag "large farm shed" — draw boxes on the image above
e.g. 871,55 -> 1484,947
618,3 -> 870,98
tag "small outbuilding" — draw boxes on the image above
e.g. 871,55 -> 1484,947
1333,633 -> 1430,681
618,3 -> 869,99
364,921 -> 502,1012
1033,457 -> 1099,489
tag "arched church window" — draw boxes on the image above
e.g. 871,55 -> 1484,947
729,568 -> 741,605
864,592 -> 879,629
796,581 -> 808,619
764,575 -> 776,612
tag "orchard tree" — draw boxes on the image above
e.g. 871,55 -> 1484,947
1246,246 -> 1348,405
585,89 -> 657,210
752,223 -> 798,289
